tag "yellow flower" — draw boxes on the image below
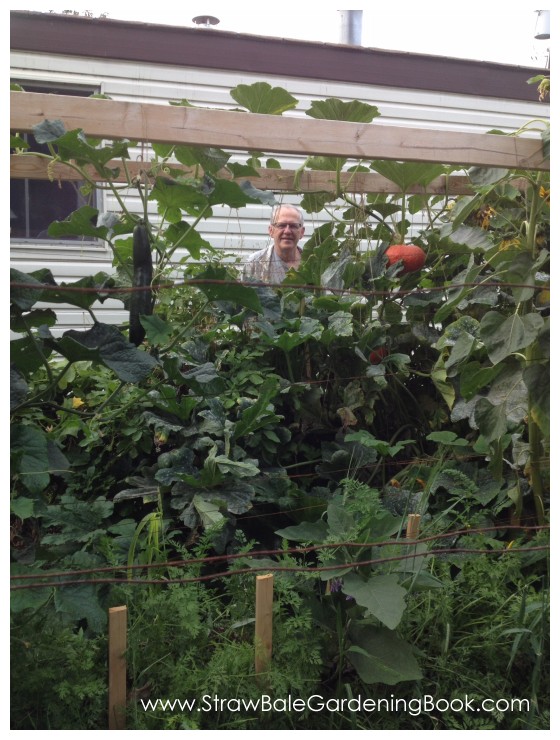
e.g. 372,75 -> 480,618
539,186 -> 550,203
72,397 -> 85,409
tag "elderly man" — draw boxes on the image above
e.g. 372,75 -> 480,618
241,204 -> 305,283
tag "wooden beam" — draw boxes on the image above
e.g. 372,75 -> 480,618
9,155 -> 529,196
11,92 -> 549,171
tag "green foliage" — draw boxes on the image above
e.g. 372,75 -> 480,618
10,81 -> 549,730
11,611 -> 107,729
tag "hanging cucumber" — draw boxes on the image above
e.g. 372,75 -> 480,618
129,222 -> 153,346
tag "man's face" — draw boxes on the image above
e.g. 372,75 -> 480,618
268,207 -> 305,256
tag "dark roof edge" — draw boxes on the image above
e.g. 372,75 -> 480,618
10,11 -> 548,103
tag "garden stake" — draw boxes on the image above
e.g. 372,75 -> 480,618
108,605 -> 127,730
406,514 -> 421,540
406,514 -> 422,572
255,574 -> 274,678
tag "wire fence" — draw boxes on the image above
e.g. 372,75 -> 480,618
10,525 -> 549,590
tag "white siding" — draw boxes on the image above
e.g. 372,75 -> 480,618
11,51 -> 550,332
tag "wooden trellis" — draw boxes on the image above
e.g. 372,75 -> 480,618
10,91 -> 549,198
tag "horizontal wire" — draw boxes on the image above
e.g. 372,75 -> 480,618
10,278 -> 546,299
10,543 -> 550,590
10,524 -> 549,583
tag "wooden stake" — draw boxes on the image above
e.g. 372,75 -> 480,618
406,514 -> 421,540
255,574 -> 274,676
406,514 -> 422,573
108,605 -> 127,730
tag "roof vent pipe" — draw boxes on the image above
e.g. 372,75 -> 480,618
339,10 -> 363,45
192,15 -> 220,28
534,10 -> 550,39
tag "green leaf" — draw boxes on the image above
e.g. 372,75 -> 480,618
446,194 -> 482,227
294,234 -> 339,285
307,98 -> 380,123
344,431 -> 415,457
342,573 -> 407,629
230,82 -> 298,114
57,324 -> 159,382
493,251 -> 541,303
10,365 -> 29,409
474,398 -> 508,442
11,424 -> 51,494
347,624 -> 422,684
433,258 -> 485,324
190,265 -> 262,312
207,179 -> 257,208
300,191 -> 336,213
233,378 -> 279,441
370,161 -> 446,191
275,520 -> 329,542
238,180 -> 278,206
468,167 -> 509,187
174,145 -> 230,173
326,311 -> 354,337
485,367 -> 528,426
32,118 -> 66,143
212,455 -> 260,478
227,162 -> 261,178
11,308 -> 57,333
11,496 -> 35,520
192,494 -> 224,527
179,362 -> 226,397
164,222 -> 213,259
210,479 -> 256,515
459,361 -> 504,400
448,224 -> 493,251
141,314 -> 174,345
10,563 -> 51,613
326,501 -> 356,538
10,335 -> 51,376
304,156 -> 343,171
479,311 -> 544,365
31,273 -> 116,311
10,268 -> 50,311
431,357 -> 455,409
426,431 -> 470,447
54,584 -> 106,633
11,133 -> 29,149
41,496 -> 113,550
444,333 -> 477,375
149,177 -> 209,222
431,468 -> 479,498
47,205 -> 104,240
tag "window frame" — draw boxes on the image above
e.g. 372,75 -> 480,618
10,79 -> 108,256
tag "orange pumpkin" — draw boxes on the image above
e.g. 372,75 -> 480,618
385,244 -> 426,274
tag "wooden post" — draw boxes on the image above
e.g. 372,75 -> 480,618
255,574 -> 274,676
406,514 -> 422,573
108,605 -> 127,730
406,513 -> 421,541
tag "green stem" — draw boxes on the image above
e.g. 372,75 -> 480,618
166,204 -> 211,262
283,350 -> 295,384
524,176 -> 546,525
160,299 -> 210,354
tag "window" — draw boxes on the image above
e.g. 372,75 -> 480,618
10,83 -> 98,242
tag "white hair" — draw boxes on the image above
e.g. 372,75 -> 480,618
270,204 -> 305,226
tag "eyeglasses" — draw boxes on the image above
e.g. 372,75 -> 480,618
271,222 -> 303,230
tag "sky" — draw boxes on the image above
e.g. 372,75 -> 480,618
9,1 -> 551,68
